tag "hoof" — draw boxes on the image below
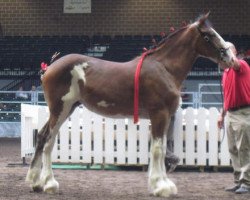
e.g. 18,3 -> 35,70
152,179 -> 178,197
166,178 -> 178,195
44,179 -> 59,194
26,168 -> 41,184
153,187 -> 170,197
32,185 -> 43,193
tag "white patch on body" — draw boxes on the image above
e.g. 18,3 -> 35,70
60,62 -> 89,125
62,62 -> 88,102
148,137 -> 177,197
57,62 -> 89,128
97,100 -> 115,108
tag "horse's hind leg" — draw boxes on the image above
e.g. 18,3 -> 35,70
41,102 -> 79,194
26,121 -> 50,192
148,109 -> 177,197
165,116 -> 180,172
38,115 -> 60,194
26,116 -> 59,193
26,101 -> 77,193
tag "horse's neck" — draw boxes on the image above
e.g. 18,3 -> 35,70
152,31 -> 198,86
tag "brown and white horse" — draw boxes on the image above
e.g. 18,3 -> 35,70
26,13 -> 237,197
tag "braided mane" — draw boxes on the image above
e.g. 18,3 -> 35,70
155,26 -> 189,48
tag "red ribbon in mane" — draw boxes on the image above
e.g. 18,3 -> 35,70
41,62 -> 48,71
134,50 -> 153,123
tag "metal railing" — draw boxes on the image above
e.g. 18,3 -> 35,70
0,91 -> 45,122
0,90 -> 222,123
198,83 -> 223,108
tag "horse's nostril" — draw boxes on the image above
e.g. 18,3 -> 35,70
230,58 -> 234,65
230,58 -> 233,64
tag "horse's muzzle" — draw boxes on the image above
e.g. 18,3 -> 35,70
219,57 -> 237,70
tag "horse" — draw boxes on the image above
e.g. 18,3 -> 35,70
26,13 -> 237,197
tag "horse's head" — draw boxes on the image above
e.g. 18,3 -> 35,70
194,12 -> 237,69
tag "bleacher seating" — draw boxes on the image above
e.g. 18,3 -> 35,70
0,35 -> 90,70
103,34 -> 153,62
0,34 -> 249,74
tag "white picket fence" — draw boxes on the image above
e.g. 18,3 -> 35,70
21,104 -> 231,167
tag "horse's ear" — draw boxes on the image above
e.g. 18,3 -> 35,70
198,11 -> 210,26
204,11 -> 210,18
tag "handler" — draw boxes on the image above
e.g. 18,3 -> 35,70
218,42 -> 250,194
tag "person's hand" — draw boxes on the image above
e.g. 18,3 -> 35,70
232,59 -> 240,70
217,115 -> 224,129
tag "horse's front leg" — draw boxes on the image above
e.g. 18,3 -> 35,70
148,109 -> 177,197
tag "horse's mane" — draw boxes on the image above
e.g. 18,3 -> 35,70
145,25 -> 188,55
156,26 -> 188,48
149,14 -> 211,52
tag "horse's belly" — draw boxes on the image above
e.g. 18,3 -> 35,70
80,100 -> 149,119
81,100 -> 131,117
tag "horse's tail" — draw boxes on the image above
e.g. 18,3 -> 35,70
40,52 -> 61,80
29,121 -> 50,170
50,52 -> 61,64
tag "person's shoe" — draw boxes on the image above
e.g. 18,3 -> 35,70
225,185 -> 240,192
235,186 -> 250,194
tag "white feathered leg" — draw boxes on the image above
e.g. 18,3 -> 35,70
39,133 -> 59,194
148,137 -> 177,197
39,99 -> 76,194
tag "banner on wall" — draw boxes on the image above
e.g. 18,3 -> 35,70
64,0 -> 91,14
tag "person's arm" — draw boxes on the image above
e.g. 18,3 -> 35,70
217,108 -> 226,129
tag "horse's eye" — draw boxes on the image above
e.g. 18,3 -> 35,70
204,35 -> 209,42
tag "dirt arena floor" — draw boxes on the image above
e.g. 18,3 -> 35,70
0,138 -> 250,200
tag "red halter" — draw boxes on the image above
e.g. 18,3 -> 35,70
134,49 -> 154,123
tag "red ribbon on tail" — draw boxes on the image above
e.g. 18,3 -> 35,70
41,62 -> 48,71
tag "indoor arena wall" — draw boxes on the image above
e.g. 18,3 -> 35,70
0,0 -> 249,36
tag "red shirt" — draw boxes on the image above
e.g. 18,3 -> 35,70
222,59 -> 250,111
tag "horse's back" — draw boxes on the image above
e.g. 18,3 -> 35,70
49,53 -> 136,69
41,53 -> 137,117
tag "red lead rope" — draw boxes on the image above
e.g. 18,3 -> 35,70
134,50 -> 152,123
